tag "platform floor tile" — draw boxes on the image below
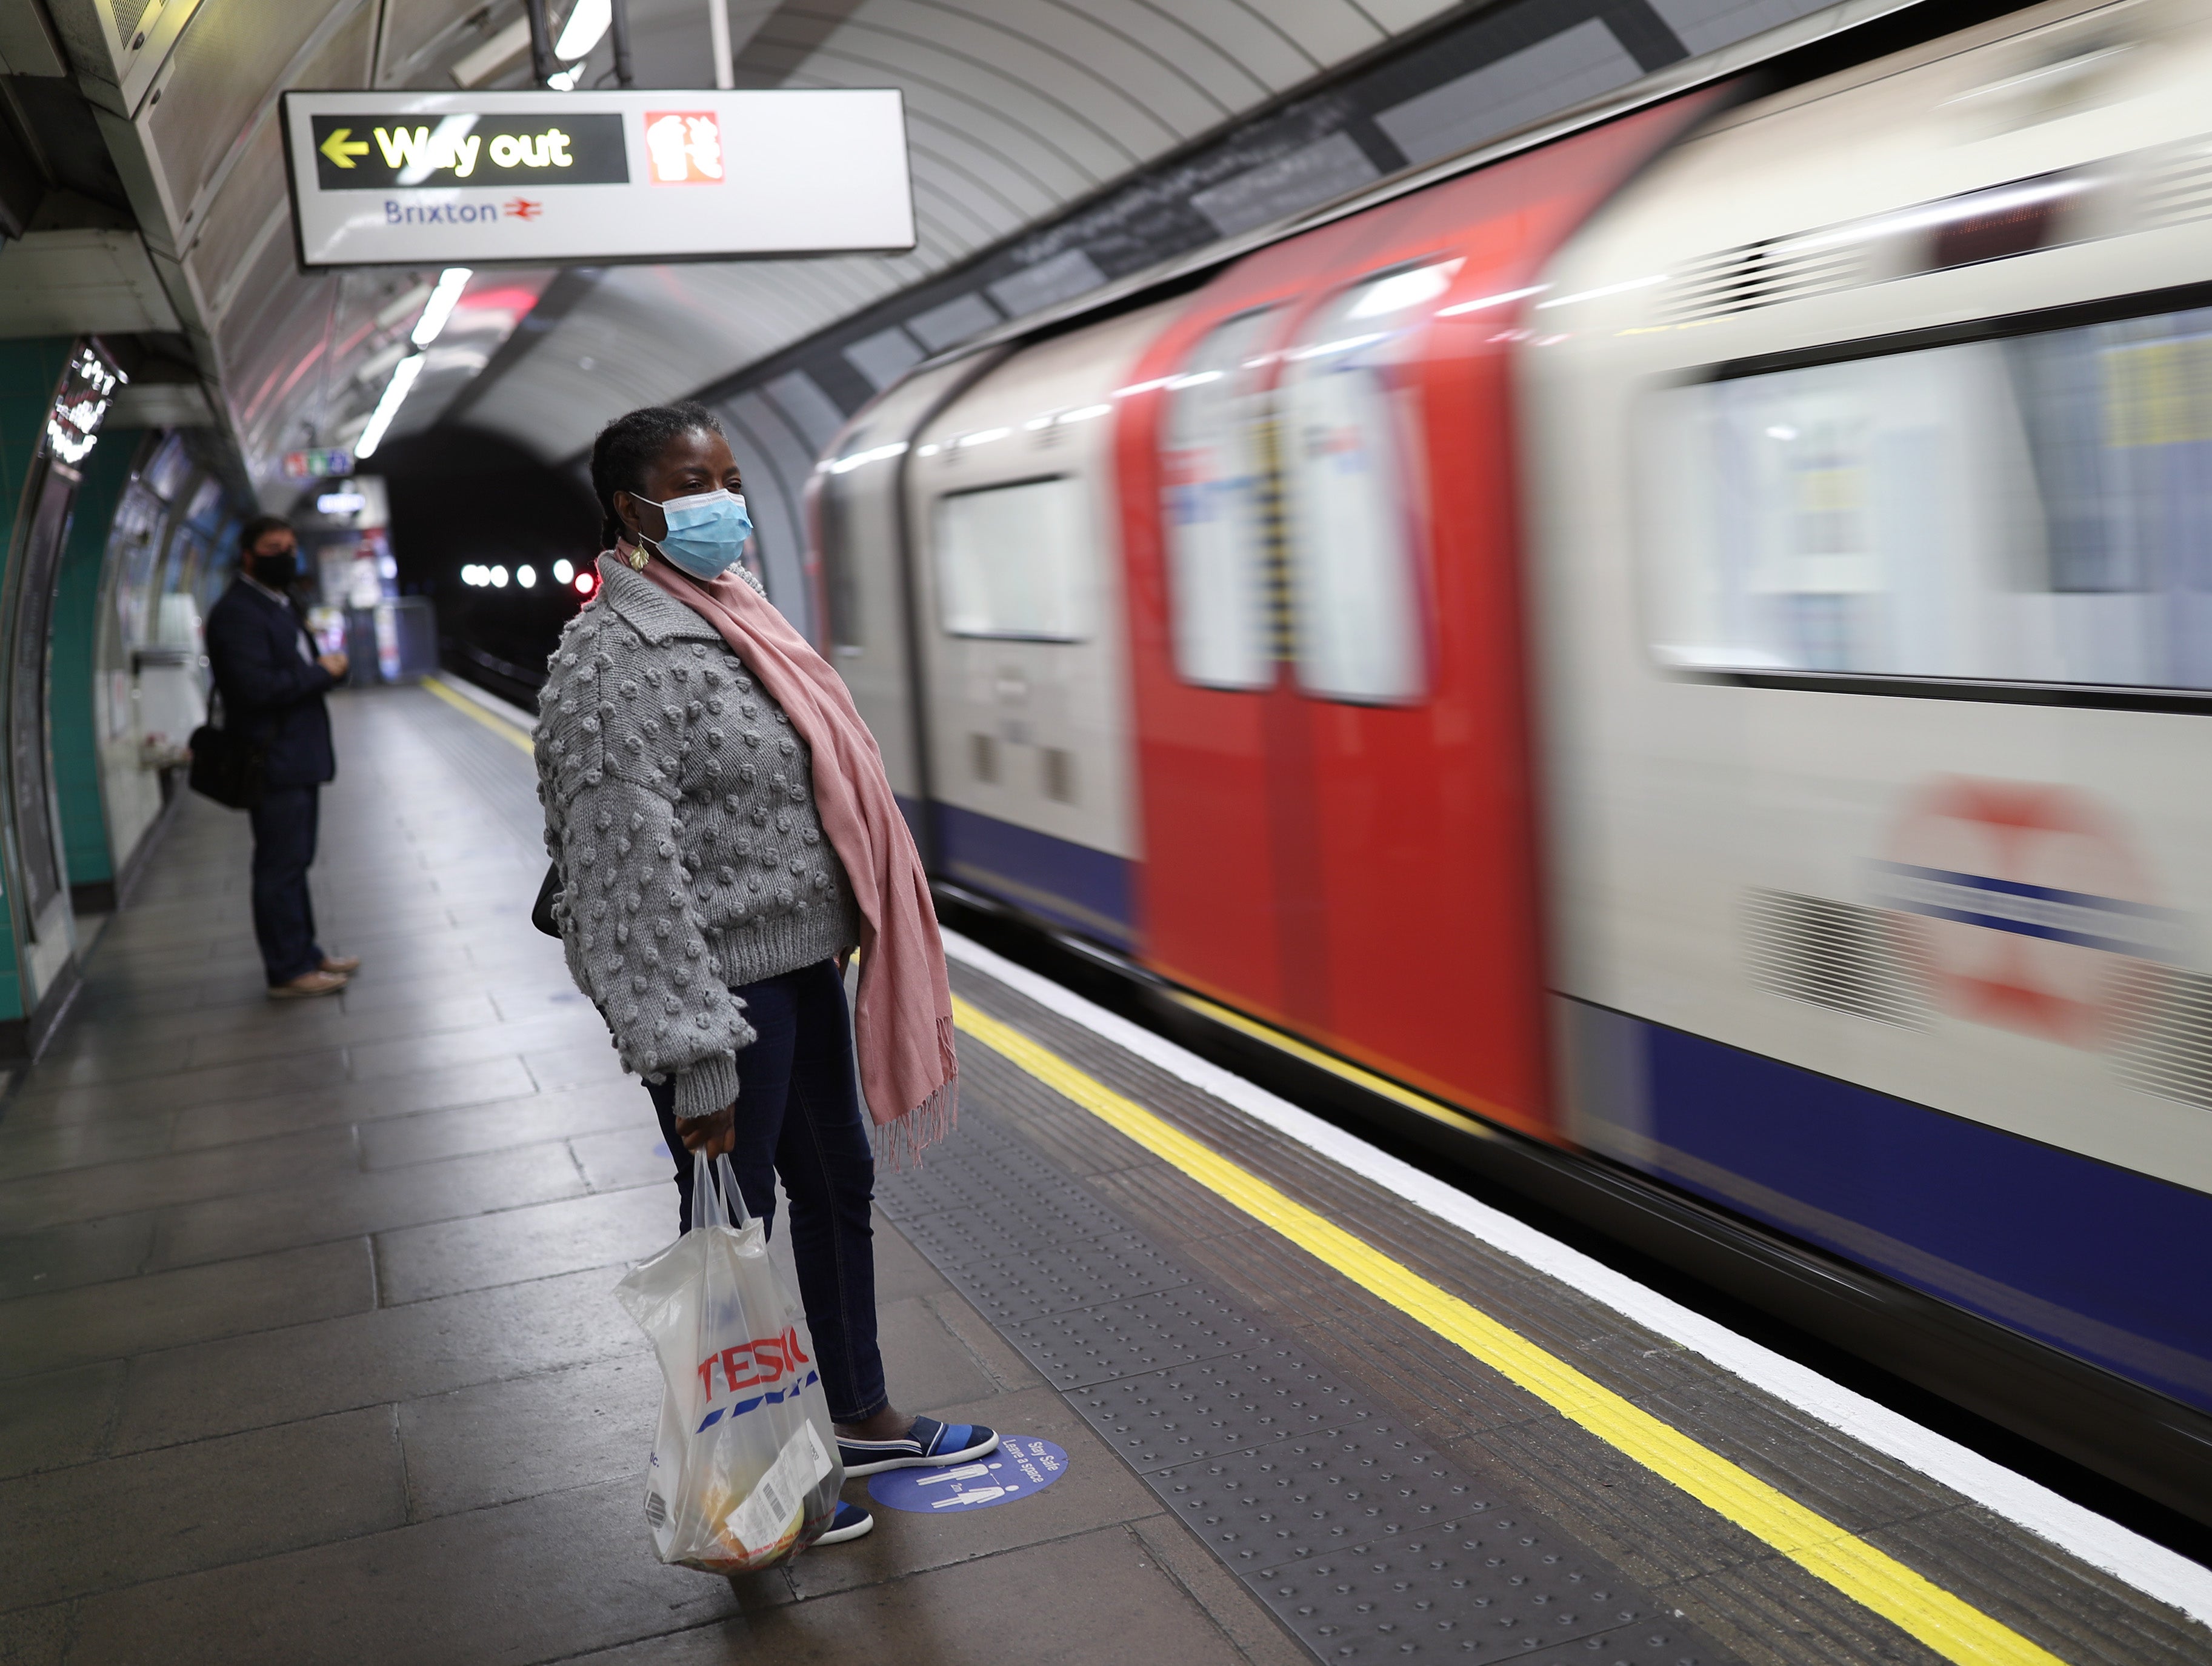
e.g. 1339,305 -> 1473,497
0,688 -> 1307,1666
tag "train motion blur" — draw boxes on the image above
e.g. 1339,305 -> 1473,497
808,0 -> 2212,1517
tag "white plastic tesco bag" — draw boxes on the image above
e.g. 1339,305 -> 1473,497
614,1151 -> 845,1574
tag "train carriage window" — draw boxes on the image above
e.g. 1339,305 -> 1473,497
1641,300 -> 2212,693
1279,262 -> 1453,704
935,476 -> 1090,642
1161,308 -> 1277,689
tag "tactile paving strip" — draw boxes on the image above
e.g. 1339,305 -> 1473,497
1006,1285 -> 1288,1388
1254,1518 -> 1702,1663
927,1229 -> 1193,1324
1076,1353 -> 1376,1470
879,1100 -> 1737,1666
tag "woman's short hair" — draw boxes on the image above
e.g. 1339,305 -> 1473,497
589,402 -> 724,551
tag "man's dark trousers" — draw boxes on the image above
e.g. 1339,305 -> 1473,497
248,785 -> 324,984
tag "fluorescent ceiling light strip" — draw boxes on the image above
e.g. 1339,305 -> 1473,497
555,0 -> 611,59
410,267 -> 473,348
355,353 -> 427,459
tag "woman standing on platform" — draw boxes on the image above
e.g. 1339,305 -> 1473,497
533,403 -> 995,1547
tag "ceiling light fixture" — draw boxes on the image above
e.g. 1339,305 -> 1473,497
410,267 -> 474,348
354,353 -> 426,459
555,0 -> 612,61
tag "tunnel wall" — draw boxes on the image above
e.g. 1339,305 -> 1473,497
0,336 -> 247,1056
52,433 -> 137,912
0,338 -> 85,1038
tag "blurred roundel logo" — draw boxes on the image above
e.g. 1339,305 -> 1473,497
1875,777 -> 2183,1047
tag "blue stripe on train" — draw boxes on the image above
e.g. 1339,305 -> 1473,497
931,802 -> 1133,948
1606,1007 -> 2212,1414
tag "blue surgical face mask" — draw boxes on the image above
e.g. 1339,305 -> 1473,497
633,487 -> 752,579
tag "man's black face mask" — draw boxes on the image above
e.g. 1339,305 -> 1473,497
249,550 -> 299,588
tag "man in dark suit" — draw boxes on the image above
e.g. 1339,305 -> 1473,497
204,515 -> 362,999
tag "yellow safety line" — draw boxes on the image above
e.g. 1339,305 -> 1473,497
1167,988 -> 1499,1139
951,993 -> 2065,1666
420,674 -> 533,754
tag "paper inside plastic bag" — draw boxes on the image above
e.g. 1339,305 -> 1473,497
727,1420 -> 835,1553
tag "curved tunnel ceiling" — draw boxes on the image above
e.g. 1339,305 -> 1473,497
455,0 -> 1481,462
15,0 -> 1847,496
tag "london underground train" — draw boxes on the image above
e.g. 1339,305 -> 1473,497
805,0 -> 2212,1517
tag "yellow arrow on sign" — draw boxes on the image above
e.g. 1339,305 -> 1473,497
319,127 -> 370,168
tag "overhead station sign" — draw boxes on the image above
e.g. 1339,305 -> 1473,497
279,89 -> 913,268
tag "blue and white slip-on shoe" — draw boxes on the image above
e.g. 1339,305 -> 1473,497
838,1415 -> 1000,1478
815,1500 -> 873,1545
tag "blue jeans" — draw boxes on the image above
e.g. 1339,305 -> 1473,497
644,959 -> 887,1425
248,784 -> 325,984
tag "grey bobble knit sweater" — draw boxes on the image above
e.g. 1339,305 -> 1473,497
534,555 -> 859,1120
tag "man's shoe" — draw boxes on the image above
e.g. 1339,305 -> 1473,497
838,1416 -> 999,1477
815,1500 -> 873,1545
320,954 -> 362,974
269,970 -> 348,999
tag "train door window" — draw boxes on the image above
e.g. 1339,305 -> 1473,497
935,476 -> 1090,641
1639,299 -> 2212,693
1278,261 -> 1454,704
1161,308 -> 1277,689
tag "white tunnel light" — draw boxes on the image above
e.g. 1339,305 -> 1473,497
555,0 -> 612,61
553,559 -> 575,584
490,565 -> 509,587
353,352 -> 426,459
410,268 -> 474,348
518,564 -> 537,588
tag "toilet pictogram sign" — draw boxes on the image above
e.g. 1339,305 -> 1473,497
1874,776 -> 2181,1045
867,1436 -> 1069,1513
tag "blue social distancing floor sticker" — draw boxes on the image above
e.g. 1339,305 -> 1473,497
867,1436 -> 1068,1513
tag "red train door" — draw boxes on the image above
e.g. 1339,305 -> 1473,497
1117,98 -> 1717,1141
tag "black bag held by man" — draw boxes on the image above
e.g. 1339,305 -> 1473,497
187,699 -> 267,810
531,862 -> 564,938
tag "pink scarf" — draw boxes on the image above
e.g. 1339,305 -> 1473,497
635,551 -> 958,1165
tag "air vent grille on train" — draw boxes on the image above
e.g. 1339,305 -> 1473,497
1744,889 -> 1924,1027
2138,141 -> 2212,232
1661,239 -> 1872,325
2109,964 -> 2212,1109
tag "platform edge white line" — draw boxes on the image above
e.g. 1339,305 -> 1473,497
940,928 -> 2212,1627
